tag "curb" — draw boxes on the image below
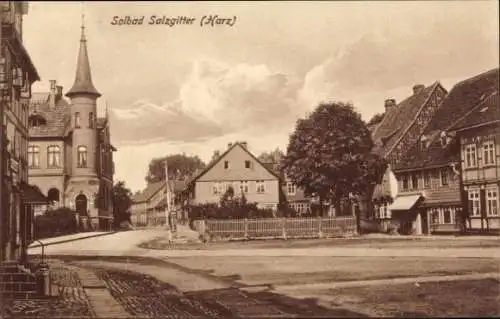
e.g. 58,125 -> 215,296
29,231 -> 118,249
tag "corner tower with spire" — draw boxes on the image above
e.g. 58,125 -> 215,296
67,17 -> 100,178
66,15 -> 101,228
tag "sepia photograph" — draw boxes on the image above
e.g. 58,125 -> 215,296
0,1 -> 499,318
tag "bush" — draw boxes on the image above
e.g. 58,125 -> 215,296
34,208 -> 78,239
187,202 -> 275,220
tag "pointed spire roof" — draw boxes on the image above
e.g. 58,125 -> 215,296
66,15 -> 101,98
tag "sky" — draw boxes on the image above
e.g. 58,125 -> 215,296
23,1 -> 499,192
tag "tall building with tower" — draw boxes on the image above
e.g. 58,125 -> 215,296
28,20 -> 116,230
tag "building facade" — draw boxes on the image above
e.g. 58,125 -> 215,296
386,68 -> 499,235
187,142 -> 281,211
368,82 -> 448,227
0,1 -> 44,262
27,24 -> 116,231
131,180 -> 186,227
451,86 -> 499,233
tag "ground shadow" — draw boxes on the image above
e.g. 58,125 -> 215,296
88,265 -> 369,318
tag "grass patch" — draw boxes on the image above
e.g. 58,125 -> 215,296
322,278 -> 500,317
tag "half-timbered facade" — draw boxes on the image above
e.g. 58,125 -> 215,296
390,68 -> 499,235
368,82 -> 448,226
450,82 -> 499,233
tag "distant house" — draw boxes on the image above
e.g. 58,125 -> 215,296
282,175 -> 312,216
368,82 -> 448,225
131,180 -> 186,226
186,142 -> 281,211
388,68 -> 499,235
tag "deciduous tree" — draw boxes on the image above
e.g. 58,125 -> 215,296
282,102 -> 387,215
258,148 -> 285,164
112,181 -> 133,227
145,153 -> 206,183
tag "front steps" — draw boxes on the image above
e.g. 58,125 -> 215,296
0,261 -> 38,299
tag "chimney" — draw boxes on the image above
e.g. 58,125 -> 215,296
384,99 -> 396,111
56,85 -> 63,98
48,80 -> 57,109
227,142 -> 233,149
240,141 -> 248,149
413,84 -> 425,95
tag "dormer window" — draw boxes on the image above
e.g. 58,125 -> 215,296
28,114 -> 47,127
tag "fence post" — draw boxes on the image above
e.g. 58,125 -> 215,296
282,218 -> 287,240
317,216 -> 323,238
244,218 -> 248,239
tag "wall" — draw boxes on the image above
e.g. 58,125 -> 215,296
460,124 -> 500,184
194,180 -> 280,207
460,124 -> 500,231
195,145 -> 280,206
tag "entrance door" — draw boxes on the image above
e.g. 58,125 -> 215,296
75,194 -> 88,216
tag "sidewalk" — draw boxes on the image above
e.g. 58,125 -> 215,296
72,265 -> 129,318
29,231 -> 116,248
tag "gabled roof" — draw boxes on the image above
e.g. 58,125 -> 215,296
426,68 -> 499,132
449,91 -> 499,132
132,181 -> 164,203
188,142 -> 280,184
29,93 -> 71,138
394,68 -> 500,172
133,180 -> 187,204
372,82 -> 441,158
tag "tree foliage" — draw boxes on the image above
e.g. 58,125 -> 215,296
145,153 -> 206,184
112,180 -> 133,226
281,102 -> 387,209
34,208 -> 78,239
367,112 -> 385,126
257,148 -> 285,164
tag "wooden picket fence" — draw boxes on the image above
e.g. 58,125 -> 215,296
196,216 -> 356,240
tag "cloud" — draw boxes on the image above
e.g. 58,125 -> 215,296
111,58 -> 303,145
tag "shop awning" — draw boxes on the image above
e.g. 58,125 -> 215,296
19,182 -> 49,204
388,194 -> 422,211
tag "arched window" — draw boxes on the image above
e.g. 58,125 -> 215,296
77,145 -> 87,168
47,145 -> 61,168
28,145 -> 40,168
88,112 -> 94,128
74,112 -> 81,128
